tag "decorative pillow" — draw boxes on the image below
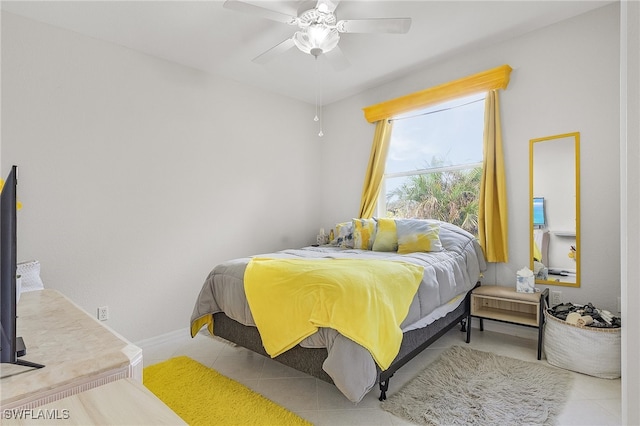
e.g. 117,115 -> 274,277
396,219 -> 443,254
331,222 -> 354,248
352,218 -> 377,250
372,218 -> 398,252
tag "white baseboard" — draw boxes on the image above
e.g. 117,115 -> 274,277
135,327 -> 191,353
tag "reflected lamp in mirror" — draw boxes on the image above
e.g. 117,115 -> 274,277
529,132 -> 580,287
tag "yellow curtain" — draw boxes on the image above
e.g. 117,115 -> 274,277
478,90 -> 508,262
358,119 -> 393,218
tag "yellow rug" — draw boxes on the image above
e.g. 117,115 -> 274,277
144,356 -> 313,426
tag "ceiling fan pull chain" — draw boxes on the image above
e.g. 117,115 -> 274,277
314,54 -> 319,122
315,56 -> 324,137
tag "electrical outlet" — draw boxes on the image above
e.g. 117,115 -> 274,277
97,306 -> 109,321
550,291 -> 562,307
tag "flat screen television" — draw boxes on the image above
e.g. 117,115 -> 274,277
533,197 -> 546,227
1,166 -> 43,368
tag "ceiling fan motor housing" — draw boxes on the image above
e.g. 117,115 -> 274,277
293,8 -> 340,56
298,8 -> 337,27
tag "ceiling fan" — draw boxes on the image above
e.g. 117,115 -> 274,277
223,0 -> 412,70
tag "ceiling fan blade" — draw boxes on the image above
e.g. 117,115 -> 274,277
337,18 -> 412,34
223,0 -> 298,25
324,46 -> 350,71
316,0 -> 340,13
252,38 -> 296,64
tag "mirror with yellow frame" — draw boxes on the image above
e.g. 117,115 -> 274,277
529,132 -> 580,287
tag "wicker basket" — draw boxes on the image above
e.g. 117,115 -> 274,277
544,309 -> 621,379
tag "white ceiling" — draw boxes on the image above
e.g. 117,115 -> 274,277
1,0 -> 613,105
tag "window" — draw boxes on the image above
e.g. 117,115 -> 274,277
361,65 -> 511,261
380,93 -> 486,235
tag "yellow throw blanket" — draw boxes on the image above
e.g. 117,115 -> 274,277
244,258 -> 424,370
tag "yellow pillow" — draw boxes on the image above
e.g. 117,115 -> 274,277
396,219 -> 443,254
372,218 -> 398,252
352,218 -> 377,250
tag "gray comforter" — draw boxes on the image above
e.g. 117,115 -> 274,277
190,221 -> 486,402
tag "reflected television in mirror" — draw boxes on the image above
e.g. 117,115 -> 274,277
533,197 -> 546,227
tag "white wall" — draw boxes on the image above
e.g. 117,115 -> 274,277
322,4 -> 621,313
1,12 -> 322,342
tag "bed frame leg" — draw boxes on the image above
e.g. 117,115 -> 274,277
379,379 -> 389,401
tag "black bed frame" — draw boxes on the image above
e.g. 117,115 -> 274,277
213,282 -> 480,401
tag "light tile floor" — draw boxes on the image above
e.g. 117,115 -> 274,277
142,327 -> 621,426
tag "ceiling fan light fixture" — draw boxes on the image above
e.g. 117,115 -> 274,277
293,24 -> 340,57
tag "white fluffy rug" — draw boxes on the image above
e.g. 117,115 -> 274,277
381,345 -> 572,425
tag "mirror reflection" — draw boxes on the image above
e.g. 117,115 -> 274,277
530,132 -> 580,287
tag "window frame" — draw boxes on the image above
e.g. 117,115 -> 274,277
377,95 -> 486,222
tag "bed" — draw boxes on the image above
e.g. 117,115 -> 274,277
190,219 -> 486,403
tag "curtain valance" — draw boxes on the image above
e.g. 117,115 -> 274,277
362,64 -> 512,123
